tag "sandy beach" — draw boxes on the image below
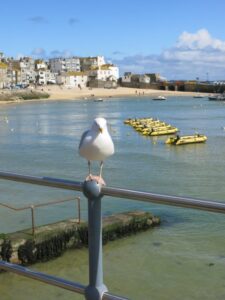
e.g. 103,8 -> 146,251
41,86 -> 199,100
0,86 -> 204,104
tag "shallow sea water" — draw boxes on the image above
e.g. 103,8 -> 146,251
1,96 -> 225,299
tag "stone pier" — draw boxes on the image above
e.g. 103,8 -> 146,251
0,211 -> 160,266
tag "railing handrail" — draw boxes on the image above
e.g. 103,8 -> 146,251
0,261 -> 128,300
1,170 -> 225,300
0,170 -> 225,214
0,195 -> 81,236
0,196 -> 80,211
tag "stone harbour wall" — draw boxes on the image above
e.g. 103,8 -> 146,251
0,211 -> 160,266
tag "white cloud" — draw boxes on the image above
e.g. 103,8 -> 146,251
115,29 -> 225,80
176,29 -> 225,51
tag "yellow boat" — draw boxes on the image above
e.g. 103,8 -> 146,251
165,134 -> 207,145
124,119 -> 133,125
149,127 -> 179,136
141,125 -> 173,135
124,118 -> 179,137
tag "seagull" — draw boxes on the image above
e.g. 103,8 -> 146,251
79,117 -> 114,185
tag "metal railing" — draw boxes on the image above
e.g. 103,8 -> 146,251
0,170 -> 225,300
0,196 -> 81,237
0,260 -> 126,300
0,171 -> 225,214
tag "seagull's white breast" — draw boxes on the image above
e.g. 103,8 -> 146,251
79,128 -> 114,161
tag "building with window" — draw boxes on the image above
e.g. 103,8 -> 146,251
49,57 -> 80,74
56,71 -> 88,88
37,69 -> 56,85
0,62 -> 8,88
19,57 -> 36,84
88,64 -> 119,81
80,56 -> 106,71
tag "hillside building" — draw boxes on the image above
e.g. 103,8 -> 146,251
49,57 -> 80,74
56,71 -> 88,88
88,64 -> 119,81
0,62 -> 8,88
80,56 -> 105,71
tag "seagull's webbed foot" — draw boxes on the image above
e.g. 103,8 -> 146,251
94,176 -> 106,186
85,174 -> 94,182
85,174 -> 106,186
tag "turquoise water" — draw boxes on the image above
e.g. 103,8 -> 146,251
1,96 -> 225,299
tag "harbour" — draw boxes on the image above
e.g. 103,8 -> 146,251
1,96 -> 225,299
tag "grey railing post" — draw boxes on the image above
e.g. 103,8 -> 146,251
30,205 -> 35,237
82,180 -> 108,300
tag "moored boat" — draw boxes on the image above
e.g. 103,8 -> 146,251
124,117 -> 179,136
94,98 -> 103,102
208,95 -> 218,100
165,134 -> 207,145
152,96 -> 166,100
193,93 -> 205,98
208,94 -> 225,101
141,125 -> 173,135
149,127 -> 179,136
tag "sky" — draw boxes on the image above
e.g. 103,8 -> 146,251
1,0 -> 225,80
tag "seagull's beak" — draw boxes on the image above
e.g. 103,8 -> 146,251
99,127 -> 103,133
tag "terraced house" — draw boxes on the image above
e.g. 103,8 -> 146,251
0,52 -> 119,89
0,61 -> 7,89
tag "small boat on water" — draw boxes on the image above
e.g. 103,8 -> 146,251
208,94 -> 225,101
152,96 -> 166,101
149,127 -> 179,136
123,117 -> 179,136
165,134 -> 207,145
94,98 -> 104,102
208,95 -> 218,100
193,93 -> 205,98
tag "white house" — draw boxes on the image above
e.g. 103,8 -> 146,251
80,56 -> 106,71
139,75 -> 150,83
0,62 -> 8,88
88,64 -> 119,81
122,73 -> 150,84
121,72 -> 132,83
35,60 -> 48,70
0,53 -> 120,88
56,71 -> 88,88
37,69 -> 56,85
49,57 -> 80,73
19,57 -> 36,84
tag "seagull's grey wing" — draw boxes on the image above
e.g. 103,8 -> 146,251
79,130 -> 89,149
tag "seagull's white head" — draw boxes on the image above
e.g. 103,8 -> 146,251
92,117 -> 107,134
